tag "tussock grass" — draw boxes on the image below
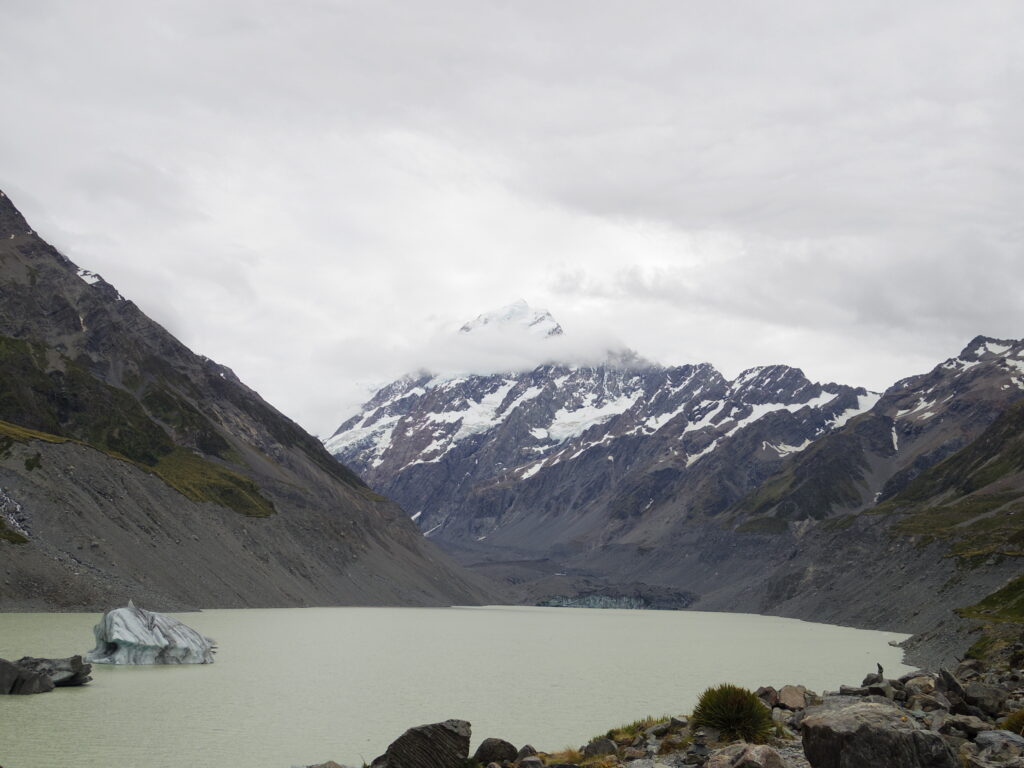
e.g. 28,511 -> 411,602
1001,710 -> 1024,735
542,746 -> 583,764
599,714 -> 676,744
691,683 -> 773,744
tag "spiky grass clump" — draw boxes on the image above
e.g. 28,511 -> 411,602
691,683 -> 773,744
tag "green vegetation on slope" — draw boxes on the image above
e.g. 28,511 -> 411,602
876,400 -> 1024,557
730,425 -> 872,525
150,447 -> 274,517
209,372 -> 367,490
0,519 -> 27,543
959,575 -> 1024,622
141,383 -> 235,459
0,336 -> 274,517
895,399 -> 1024,503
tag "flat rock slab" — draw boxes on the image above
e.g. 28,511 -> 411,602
802,700 -> 958,768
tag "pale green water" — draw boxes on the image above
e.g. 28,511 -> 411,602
0,606 -> 911,768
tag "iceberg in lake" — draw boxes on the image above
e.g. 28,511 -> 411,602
85,602 -> 216,665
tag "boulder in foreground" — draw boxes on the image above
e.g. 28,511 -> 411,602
85,602 -> 216,664
370,719 -> 471,768
802,699 -> 958,768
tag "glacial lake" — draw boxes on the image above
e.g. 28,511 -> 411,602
0,605 -> 912,768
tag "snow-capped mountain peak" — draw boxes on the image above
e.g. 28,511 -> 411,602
458,299 -> 563,338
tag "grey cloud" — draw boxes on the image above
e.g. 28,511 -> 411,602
0,0 -> 1021,432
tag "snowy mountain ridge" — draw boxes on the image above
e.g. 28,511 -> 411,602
458,298 -> 563,338
324,302 -> 882,546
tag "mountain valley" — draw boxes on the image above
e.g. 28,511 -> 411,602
327,304 -> 1024,664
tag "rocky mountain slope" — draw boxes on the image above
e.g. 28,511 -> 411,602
326,306 -> 1024,663
0,188 -> 496,611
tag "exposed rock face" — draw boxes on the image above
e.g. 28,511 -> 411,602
13,655 -> 91,686
801,700 -> 958,768
370,719 -> 471,768
85,603 -> 215,664
0,188 -> 497,611
0,658 -> 54,694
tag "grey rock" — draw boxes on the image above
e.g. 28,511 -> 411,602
756,686 -> 779,708
976,729 -> 1024,752
908,693 -> 951,712
837,685 -> 870,697
938,714 -> 993,738
371,719 -> 471,768
802,700 -> 958,768
0,658 -> 54,694
963,682 -> 1009,717
518,757 -> 544,768
939,669 -> 966,699
777,684 -> 809,710
692,726 -> 720,744
951,700 -> 990,720
683,741 -> 711,765
706,743 -> 786,768
904,675 -> 938,697
866,682 -> 896,700
516,744 -> 538,761
583,737 -> 617,757
646,721 -> 672,738
473,738 -> 518,764
14,655 -> 92,686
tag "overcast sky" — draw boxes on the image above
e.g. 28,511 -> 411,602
2,1 -> 1022,435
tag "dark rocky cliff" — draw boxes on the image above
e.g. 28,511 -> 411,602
0,188 -> 498,610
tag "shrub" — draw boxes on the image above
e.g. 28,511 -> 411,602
691,683 -> 773,744
1002,709 -> 1024,736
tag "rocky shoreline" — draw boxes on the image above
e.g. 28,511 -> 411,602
297,652 -> 1024,768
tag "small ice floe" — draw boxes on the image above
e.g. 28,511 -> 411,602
85,601 -> 216,664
